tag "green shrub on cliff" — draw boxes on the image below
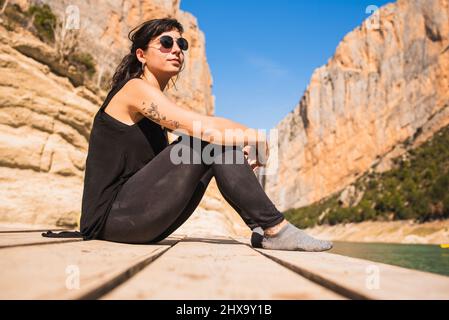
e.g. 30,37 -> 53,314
26,4 -> 57,43
69,52 -> 96,77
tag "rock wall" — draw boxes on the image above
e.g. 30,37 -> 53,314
16,0 -> 214,114
264,0 -> 449,211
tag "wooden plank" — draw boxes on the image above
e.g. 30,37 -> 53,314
102,238 -> 345,299
254,247 -> 449,300
0,231 -> 83,248
0,236 -> 184,299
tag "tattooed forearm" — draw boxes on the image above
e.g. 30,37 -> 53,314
141,101 -> 180,129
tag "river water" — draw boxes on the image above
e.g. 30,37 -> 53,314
329,241 -> 449,277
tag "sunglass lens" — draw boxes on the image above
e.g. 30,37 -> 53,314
160,36 -> 173,49
177,38 -> 189,51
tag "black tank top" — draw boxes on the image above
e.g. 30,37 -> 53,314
42,78 -> 169,240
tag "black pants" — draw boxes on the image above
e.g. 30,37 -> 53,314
98,135 -> 285,244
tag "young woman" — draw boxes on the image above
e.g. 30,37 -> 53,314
43,18 -> 332,252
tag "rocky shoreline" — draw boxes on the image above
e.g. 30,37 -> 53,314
306,219 -> 449,245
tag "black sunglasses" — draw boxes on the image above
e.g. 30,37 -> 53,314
159,35 -> 189,51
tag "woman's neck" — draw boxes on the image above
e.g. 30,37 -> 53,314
141,69 -> 170,91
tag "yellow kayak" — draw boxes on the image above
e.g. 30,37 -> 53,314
440,244 -> 449,249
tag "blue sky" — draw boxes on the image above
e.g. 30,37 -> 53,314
180,0 -> 393,130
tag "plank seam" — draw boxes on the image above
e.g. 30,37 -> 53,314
231,236 -> 371,300
254,249 -> 371,300
76,239 -> 185,300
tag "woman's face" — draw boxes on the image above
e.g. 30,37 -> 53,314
143,29 -> 185,78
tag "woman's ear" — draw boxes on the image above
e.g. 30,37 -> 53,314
135,48 -> 146,64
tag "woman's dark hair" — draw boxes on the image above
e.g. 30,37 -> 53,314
110,18 -> 184,91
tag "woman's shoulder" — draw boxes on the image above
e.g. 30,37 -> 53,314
118,78 -> 163,112
123,77 -> 145,90
122,77 -> 160,96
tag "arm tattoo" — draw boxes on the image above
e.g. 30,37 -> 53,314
141,101 -> 180,129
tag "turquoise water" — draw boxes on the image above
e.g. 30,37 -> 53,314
329,241 -> 449,277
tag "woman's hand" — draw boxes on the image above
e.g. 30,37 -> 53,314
242,145 -> 258,172
243,139 -> 270,172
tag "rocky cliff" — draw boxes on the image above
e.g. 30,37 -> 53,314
0,0 -> 247,236
264,0 -> 449,212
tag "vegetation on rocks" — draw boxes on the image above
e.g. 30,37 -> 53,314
1,1 -> 97,86
285,124 -> 449,228
26,3 -> 56,43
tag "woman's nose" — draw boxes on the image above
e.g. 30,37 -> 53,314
172,41 -> 181,54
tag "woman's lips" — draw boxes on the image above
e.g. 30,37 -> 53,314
168,59 -> 180,64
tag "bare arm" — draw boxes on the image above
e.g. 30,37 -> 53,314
122,79 -> 265,146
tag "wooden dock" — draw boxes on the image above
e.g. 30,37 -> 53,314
1,225 -> 449,300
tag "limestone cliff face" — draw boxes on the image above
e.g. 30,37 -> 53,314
0,0 -> 245,236
264,0 -> 449,211
17,0 -> 214,114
